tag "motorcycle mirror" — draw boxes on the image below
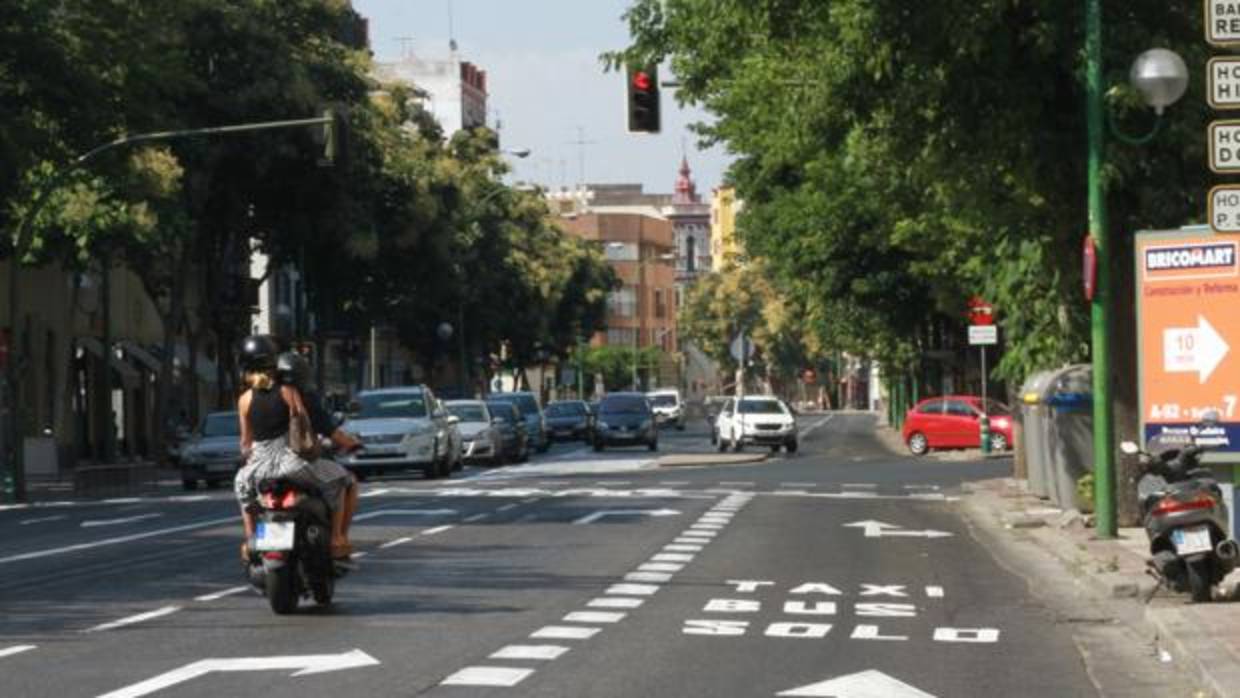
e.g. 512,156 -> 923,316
1120,441 -> 1141,455
1202,409 -> 1221,426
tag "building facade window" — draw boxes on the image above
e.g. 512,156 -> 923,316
607,328 -> 637,347
607,287 -> 636,317
604,242 -> 639,261
686,236 -> 697,272
655,289 -> 666,319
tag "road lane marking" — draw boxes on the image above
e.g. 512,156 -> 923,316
799,414 -> 835,438
652,553 -> 694,562
489,645 -> 568,661
378,537 -> 414,549
497,503 -> 519,512
625,571 -> 672,583
82,513 -> 164,528
842,483 -> 877,489
422,525 -> 454,536
0,645 -> 36,659
588,597 -> 644,609
101,498 -> 142,504
84,606 -> 181,633
607,583 -> 659,596
530,626 -> 600,640
19,515 -> 67,525
639,563 -> 684,573
352,509 -> 457,521
665,544 -> 703,552
462,513 -> 489,523
926,586 -> 945,598
195,586 -> 250,602
0,516 -> 235,565
358,488 -> 391,498
564,611 -> 626,624
441,667 -> 534,687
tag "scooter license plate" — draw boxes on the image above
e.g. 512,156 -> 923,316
1172,525 -> 1213,556
254,521 -> 296,551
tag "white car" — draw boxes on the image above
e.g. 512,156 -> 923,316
338,386 -> 462,479
714,395 -> 798,454
647,389 -> 685,430
445,399 -> 504,466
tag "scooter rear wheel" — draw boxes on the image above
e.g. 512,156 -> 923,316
1186,557 -> 1214,603
266,565 -> 299,615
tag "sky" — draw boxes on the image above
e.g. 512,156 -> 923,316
351,0 -> 732,196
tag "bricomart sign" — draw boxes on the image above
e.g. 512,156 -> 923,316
1143,241 -> 1238,280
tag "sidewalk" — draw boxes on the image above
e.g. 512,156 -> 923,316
961,476 -> 1240,697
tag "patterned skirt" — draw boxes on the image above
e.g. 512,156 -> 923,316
234,435 -> 352,509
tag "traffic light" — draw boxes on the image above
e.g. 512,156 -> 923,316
627,65 -> 661,134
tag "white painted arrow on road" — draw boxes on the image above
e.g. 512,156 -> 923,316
778,669 -> 937,697
843,520 -> 953,539
81,513 -> 164,528
1164,315 -> 1230,383
97,649 -> 380,698
353,508 -> 458,522
573,508 -> 680,525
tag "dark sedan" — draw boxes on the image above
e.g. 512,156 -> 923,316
591,393 -> 657,452
545,400 -> 593,442
486,400 -> 530,463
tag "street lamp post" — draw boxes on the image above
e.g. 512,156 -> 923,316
1085,5 -> 1187,537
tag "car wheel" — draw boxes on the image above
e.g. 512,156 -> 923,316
648,439 -> 658,452
716,434 -> 727,453
709,428 -> 717,445
181,478 -> 198,491
731,436 -> 744,453
769,445 -> 781,454
785,440 -> 798,454
907,432 -> 929,456
676,421 -> 685,431
988,433 -> 1008,452
594,439 -> 604,452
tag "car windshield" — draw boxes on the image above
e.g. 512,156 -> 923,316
486,403 -> 516,423
546,402 -> 586,417
984,399 -> 1011,416
738,399 -> 786,415
201,413 -> 240,438
355,392 -> 427,419
649,394 -> 677,407
493,394 -> 540,417
447,404 -> 487,422
600,397 -> 648,415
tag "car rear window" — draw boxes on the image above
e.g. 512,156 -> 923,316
649,394 -> 677,407
600,396 -> 649,415
983,399 -> 1011,416
486,402 -> 517,422
493,393 -> 540,417
202,412 -> 240,437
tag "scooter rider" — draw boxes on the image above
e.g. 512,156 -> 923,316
234,335 -> 359,563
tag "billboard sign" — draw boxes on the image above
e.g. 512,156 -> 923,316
1137,228 -> 1240,451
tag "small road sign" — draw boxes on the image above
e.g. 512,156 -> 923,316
1210,58 -> 1240,109
1208,1 -> 1240,47
968,325 -> 998,346
1210,120 -> 1240,172
730,333 -> 753,362
1210,185 -> 1240,233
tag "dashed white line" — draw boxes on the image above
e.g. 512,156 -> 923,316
490,645 -> 569,661
652,553 -> 694,562
531,626 -> 601,640
84,606 -> 181,633
564,611 -> 626,624
0,645 -> 36,659
607,583 -> 659,596
359,488 -> 391,498
441,667 -> 534,687
842,483 -> 877,489
497,503 -> 519,512
19,515 -> 67,525
194,586 -> 250,602
379,537 -> 414,549
0,516 -> 235,566
463,513 -> 489,523
718,481 -> 754,487
926,586 -> 945,598
423,525 -> 454,536
665,544 -> 703,552
625,571 -> 672,583
639,563 -> 684,573
588,597 -> 644,609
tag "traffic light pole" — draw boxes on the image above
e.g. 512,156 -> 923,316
4,113 -> 336,503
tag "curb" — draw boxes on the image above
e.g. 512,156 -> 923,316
656,453 -> 769,467
1146,605 -> 1240,698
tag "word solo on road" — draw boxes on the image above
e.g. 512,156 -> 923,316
681,580 -> 1000,643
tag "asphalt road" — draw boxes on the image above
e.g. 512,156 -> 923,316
0,414 -> 1129,697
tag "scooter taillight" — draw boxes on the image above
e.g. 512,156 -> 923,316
259,488 -> 302,510
279,489 -> 300,509
1152,494 -> 1217,516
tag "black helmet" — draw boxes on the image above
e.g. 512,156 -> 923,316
238,335 -> 279,372
276,351 -> 311,390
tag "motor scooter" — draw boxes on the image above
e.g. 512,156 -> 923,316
1124,415 -> 1239,602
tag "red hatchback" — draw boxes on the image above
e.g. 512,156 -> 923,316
902,396 -> 1013,456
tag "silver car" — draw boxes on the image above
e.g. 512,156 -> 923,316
338,386 -> 462,479
445,400 -> 504,466
179,411 -> 243,490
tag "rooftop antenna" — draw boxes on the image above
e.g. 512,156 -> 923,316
566,126 -> 597,186
394,36 -> 414,61
448,0 -> 458,52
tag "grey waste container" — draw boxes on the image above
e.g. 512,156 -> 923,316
1044,364 -> 1094,510
1019,370 -> 1056,498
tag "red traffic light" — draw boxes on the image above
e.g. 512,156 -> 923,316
632,71 -> 652,92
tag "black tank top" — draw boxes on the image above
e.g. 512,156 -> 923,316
249,386 -> 289,441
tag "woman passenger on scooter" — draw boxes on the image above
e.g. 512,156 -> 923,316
233,335 -> 359,563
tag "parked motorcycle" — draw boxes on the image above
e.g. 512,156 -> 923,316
245,476 -> 345,614
1124,415 -> 1239,602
